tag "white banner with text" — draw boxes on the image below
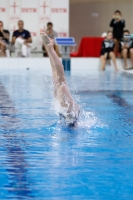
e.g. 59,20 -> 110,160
0,0 -> 69,49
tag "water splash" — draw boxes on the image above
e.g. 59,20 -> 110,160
77,109 -> 106,129
32,73 -> 105,129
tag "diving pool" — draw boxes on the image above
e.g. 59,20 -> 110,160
0,58 -> 133,200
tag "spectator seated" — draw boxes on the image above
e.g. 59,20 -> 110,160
12,20 -> 32,57
0,21 -> 10,57
42,22 -> 60,57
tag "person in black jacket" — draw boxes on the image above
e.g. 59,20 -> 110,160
100,31 -> 118,71
110,10 -> 125,55
119,30 -> 133,69
0,21 -> 10,57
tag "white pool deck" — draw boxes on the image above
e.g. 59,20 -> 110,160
0,58 -> 133,75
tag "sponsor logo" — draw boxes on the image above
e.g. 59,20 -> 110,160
51,8 -> 67,13
10,16 -> 20,20
21,8 -> 37,13
0,8 -> 6,12
10,1 -> 19,14
39,17 -> 50,21
40,2 -> 49,14
58,32 -> 67,37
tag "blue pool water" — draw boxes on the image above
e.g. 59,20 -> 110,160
0,63 -> 133,200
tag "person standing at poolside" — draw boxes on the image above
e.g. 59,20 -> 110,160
110,10 -> 125,55
40,29 -> 80,126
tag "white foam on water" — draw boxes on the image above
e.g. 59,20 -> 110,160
77,109 -> 106,129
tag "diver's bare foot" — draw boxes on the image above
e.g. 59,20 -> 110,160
40,29 -> 54,46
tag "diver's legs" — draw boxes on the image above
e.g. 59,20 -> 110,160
40,30 -> 66,84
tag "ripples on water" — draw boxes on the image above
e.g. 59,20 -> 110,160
0,67 -> 133,199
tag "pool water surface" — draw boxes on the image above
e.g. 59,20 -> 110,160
0,62 -> 133,200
